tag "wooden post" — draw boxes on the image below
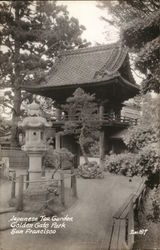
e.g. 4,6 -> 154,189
56,107 -> 62,121
110,219 -> 120,250
99,104 -> 104,120
118,219 -> 127,249
55,133 -> 61,149
16,175 -> 24,211
71,160 -> 77,197
60,171 -> 65,206
71,164 -> 74,188
26,171 -> 29,189
41,165 -> 45,177
99,104 -> 105,171
128,201 -> 134,248
71,173 -> 77,198
11,171 -> 16,199
99,130 -> 105,171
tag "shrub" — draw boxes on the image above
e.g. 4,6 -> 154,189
135,144 -> 159,175
78,161 -> 104,179
44,147 -> 74,170
123,126 -> 157,152
135,144 -> 160,188
146,186 -> 160,222
105,144 -> 160,188
104,153 -> 137,177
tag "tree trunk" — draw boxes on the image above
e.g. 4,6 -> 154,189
11,88 -> 21,147
11,6 -> 21,148
79,124 -> 89,164
80,143 -> 89,164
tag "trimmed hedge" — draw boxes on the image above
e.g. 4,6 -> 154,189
105,144 -> 160,187
105,153 -> 137,177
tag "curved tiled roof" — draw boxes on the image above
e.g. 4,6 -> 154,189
39,42 -> 135,88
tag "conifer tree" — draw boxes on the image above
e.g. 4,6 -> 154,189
0,1 -> 87,146
62,88 -> 99,164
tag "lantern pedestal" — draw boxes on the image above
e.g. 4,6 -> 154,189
28,152 -> 43,181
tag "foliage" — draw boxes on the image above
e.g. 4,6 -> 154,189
123,94 -> 159,151
150,199 -> 160,222
0,1 -> 88,145
88,139 -> 100,157
98,0 -> 160,93
123,125 -> 156,152
146,186 -> 160,222
136,144 -> 159,188
0,117 -> 11,136
78,161 -> 104,179
105,94 -> 160,187
62,88 -> 100,164
105,145 -> 159,188
105,153 -> 136,176
152,95 -> 160,141
44,147 -> 74,170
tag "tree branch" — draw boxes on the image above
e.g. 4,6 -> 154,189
130,67 -> 145,80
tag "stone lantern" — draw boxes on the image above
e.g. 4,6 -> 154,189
18,101 -> 51,181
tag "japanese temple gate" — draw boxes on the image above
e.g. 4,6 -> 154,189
24,43 -> 139,166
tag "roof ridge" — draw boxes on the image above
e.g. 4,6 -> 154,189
106,46 -> 128,73
93,46 -> 127,79
59,42 -> 122,56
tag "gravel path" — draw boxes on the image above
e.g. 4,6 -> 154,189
0,172 -> 141,250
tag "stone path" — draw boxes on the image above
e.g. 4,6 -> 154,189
0,172 -> 141,250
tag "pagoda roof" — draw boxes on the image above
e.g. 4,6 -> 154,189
24,42 -> 139,102
47,42 -> 129,85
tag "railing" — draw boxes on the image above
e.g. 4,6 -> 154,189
101,114 -> 138,125
10,166 -> 77,211
52,113 -> 138,126
108,180 -> 146,250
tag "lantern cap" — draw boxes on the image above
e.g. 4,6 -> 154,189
27,100 -> 41,116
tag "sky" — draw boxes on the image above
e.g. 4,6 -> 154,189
60,1 -> 119,45
60,1 -> 143,84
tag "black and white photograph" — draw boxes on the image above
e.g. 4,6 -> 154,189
0,1 -> 160,249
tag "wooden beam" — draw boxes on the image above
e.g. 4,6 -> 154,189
16,175 -> 24,211
99,130 -> 105,170
55,133 -> 61,149
99,104 -> 104,120
56,107 -> 62,121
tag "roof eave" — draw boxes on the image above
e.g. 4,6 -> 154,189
23,74 -> 139,93
22,74 -> 119,92
118,75 -> 140,91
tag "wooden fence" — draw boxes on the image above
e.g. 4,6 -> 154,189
10,167 -> 77,211
108,180 -> 146,250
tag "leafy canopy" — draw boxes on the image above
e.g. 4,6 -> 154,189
98,0 -> 160,93
0,1 -> 88,145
